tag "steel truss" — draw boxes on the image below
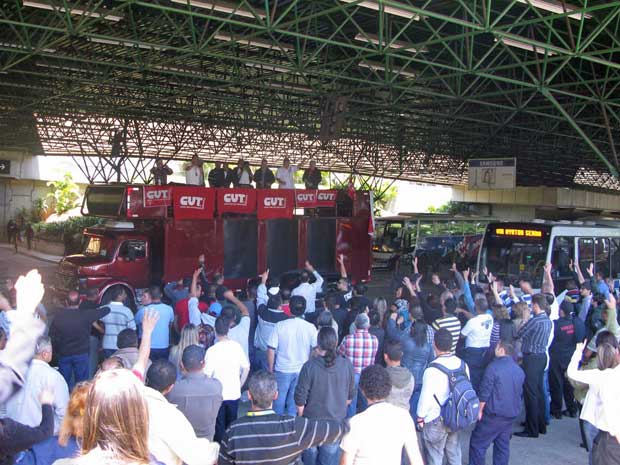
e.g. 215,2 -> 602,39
1,1 -> 620,190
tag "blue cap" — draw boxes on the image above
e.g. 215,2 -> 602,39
210,302 -> 223,316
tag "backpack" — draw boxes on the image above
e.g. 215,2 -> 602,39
430,360 -> 480,432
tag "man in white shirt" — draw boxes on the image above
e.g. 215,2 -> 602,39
185,154 -> 205,186
340,364 -> 423,465
267,295 -> 318,416
6,336 -> 69,434
100,287 -> 136,358
220,290 -> 251,359
144,359 -> 219,465
459,297 -> 493,391
292,261 -> 324,315
416,329 -> 468,465
204,316 -> 250,442
275,157 -> 297,189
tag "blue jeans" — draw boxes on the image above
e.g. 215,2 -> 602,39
410,387 -> 422,419
58,353 -> 89,391
543,369 -> 550,424
302,440 -> 341,465
462,347 -> 488,393
273,371 -> 299,416
214,399 -> 239,443
469,414 -> 514,465
346,372 -> 368,418
253,348 -> 269,373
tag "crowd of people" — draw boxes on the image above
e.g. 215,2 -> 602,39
1,253 -> 620,465
150,155 -> 323,189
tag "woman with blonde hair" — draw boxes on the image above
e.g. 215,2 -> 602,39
169,324 -> 199,376
57,369 -> 161,465
18,382 -> 90,465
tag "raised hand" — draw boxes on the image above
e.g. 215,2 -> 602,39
544,262 -> 552,274
260,269 -> 270,284
15,269 -> 44,315
141,308 -> 160,337
305,261 -> 315,272
587,263 -> 594,276
337,254 -> 344,265
463,268 -> 470,281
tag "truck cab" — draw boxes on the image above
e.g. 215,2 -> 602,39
56,222 -> 152,307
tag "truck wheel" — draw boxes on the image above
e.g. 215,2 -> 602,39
101,285 -> 136,312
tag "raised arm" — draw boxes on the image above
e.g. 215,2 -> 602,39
412,256 -> 419,275
461,268 -> 475,312
337,254 -> 347,279
306,261 -> 324,291
134,309 -> 159,378
223,290 -> 249,317
257,269 -> 269,307
543,263 -> 555,295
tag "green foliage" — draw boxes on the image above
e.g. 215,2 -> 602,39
33,216 -> 102,242
14,198 -> 48,224
330,175 -> 398,215
46,173 -> 80,215
427,201 -> 463,215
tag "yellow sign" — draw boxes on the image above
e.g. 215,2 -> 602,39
495,228 -> 542,238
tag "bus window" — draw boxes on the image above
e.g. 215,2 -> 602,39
611,239 -> 620,279
551,237 -> 575,278
402,222 -> 416,253
594,238 -> 610,278
578,238 -> 594,271
482,235 -> 549,287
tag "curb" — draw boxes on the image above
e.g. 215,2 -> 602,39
0,243 -> 62,264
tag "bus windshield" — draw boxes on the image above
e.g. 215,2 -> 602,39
481,225 -> 550,287
373,220 -> 404,253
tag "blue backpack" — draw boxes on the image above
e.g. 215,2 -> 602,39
431,360 -> 480,431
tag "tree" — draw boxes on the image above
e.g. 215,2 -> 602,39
329,173 -> 398,215
46,173 -> 80,215
427,201 -> 463,215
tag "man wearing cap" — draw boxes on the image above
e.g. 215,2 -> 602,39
549,300 -> 584,419
338,313 -> 379,418
167,345 -> 223,440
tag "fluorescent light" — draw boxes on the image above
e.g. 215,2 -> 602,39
244,62 -> 294,73
354,32 -> 426,53
339,0 -> 420,20
212,32 -> 294,51
515,0 -> 592,20
495,37 -> 557,56
153,65 -> 200,75
170,0 -> 266,19
23,0 -> 123,22
358,60 -> 416,78
36,62 -> 103,74
88,37 -> 169,51
0,41 -> 56,53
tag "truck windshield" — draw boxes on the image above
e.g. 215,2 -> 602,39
82,236 -> 111,257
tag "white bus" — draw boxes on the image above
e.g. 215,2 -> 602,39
478,220 -> 620,291
372,214 -> 493,272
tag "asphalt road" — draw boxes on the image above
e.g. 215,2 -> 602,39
0,247 -> 588,465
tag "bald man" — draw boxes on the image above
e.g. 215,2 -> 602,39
50,291 -> 109,390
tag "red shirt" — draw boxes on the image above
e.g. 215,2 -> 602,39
174,297 -> 209,331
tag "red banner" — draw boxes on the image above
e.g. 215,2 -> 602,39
257,189 -> 295,219
294,189 -> 318,208
316,190 -> 338,207
143,186 -> 172,207
217,188 -> 257,214
172,186 -> 215,220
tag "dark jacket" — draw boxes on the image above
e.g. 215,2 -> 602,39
302,169 -> 322,189
479,355 -> 525,419
253,167 -> 276,189
294,354 -> 355,420
0,405 -> 53,465
208,168 -> 227,188
50,307 -> 110,357
19,435 -> 79,465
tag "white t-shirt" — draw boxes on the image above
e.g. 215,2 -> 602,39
239,170 -> 251,185
340,402 -> 423,465
185,165 -> 204,186
229,316 -> 250,359
461,313 -> 493,348
275,166 -> 297,189
204,339 -> 249,401
267,317 -> 317,373
187,297 -> 201,327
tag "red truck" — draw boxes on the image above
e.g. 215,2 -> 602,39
55,184 -> 373,306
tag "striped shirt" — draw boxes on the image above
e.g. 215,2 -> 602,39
431,315 -> 461,353
338,329 -> 378,374
519,312 -> 552,355
219,411 -> 348,465
100,302 -> 136,350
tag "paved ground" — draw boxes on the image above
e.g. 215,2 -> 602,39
0,247 -> 588,465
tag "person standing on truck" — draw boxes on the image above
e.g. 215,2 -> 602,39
208,162 -> 227,188
275,157 -> 297,189
185,154 -> 205,186
49,291 -> 110,391
135,285 -> 175,361
253,158 -> 275,189
302,160 -> 322,190
292,261 -> 324,315
151,158 -> 173,185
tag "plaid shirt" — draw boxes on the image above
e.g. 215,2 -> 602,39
339,329 -> 378,374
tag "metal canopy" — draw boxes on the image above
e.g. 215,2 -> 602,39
1,0 -> 620,188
